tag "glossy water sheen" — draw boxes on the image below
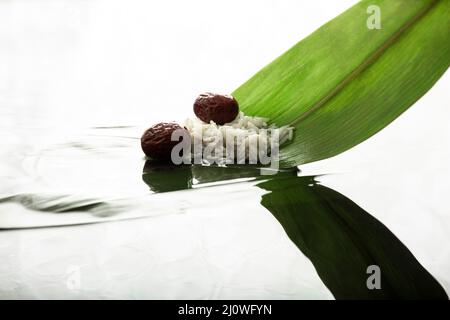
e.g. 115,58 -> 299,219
0,125 -> 449,299
1,0 -> 449,299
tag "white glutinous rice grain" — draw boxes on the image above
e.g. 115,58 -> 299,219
183,112 -> 294,165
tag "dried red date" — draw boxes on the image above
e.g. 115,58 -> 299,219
193,93 -> 239,125
141,122 -> 184,160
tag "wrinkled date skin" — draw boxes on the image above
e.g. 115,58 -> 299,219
141,122 -> 184,160
194,93 -> 239,125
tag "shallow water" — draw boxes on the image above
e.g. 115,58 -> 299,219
1,124 -> 449,299
1,0 -> 450,299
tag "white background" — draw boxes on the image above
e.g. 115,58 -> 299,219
1,0 -> 360,127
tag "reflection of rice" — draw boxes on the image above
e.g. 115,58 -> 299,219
183,112 -> 294,165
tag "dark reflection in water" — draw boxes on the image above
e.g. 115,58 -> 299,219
1,158 -> 447,299
142,161 -> 194,192
258,175 -> 448,300
143,164 -> 448,299
141,163 -> 448,299
142,160 -> 298,192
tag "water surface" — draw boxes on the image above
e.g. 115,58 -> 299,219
0,126 -> 448,299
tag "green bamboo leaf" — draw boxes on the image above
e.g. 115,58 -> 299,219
258,175 -> 448,299
233,0 -> 450,167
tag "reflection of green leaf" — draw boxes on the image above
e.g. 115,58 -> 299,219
142,161 -> 297,193
142,161 -> 193,193
234,0 -> 450,167
258,176 -> 447,299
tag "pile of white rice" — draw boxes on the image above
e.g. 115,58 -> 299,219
183,112 -> 294,165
